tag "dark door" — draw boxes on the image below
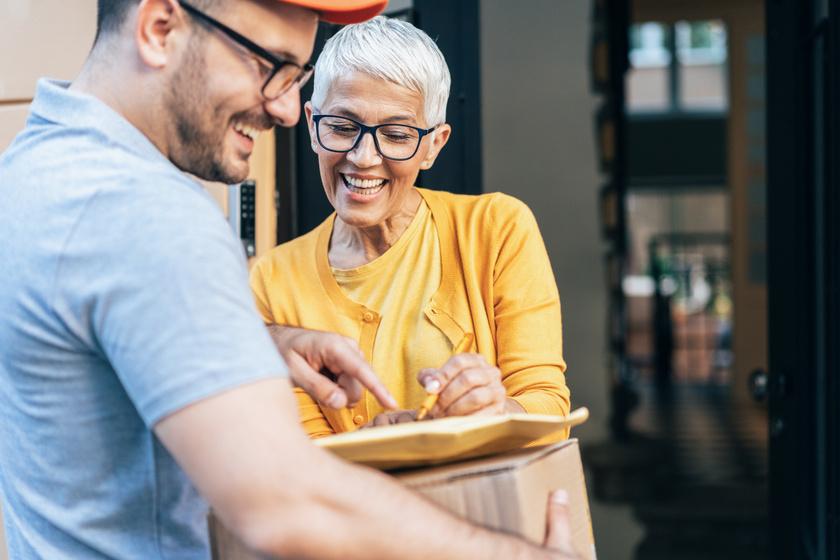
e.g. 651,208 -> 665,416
766,0 -> 840,557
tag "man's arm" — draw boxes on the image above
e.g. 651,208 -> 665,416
155,377 -> 577,560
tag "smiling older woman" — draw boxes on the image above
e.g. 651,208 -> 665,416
250,16 -> 570,437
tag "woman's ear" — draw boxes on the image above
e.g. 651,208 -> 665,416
303,101 -> 319,152
420,123 -> 452,169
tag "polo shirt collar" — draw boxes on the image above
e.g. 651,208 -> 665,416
29,78 -> 171,166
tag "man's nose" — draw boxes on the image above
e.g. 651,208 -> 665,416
263,88 -> 302,128
347,132 -> 382,167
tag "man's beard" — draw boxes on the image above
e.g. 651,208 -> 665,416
166,44 -> 247,184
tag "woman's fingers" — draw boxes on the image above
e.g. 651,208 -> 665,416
416,367 -> 441,393
392,410 -> 418,424
434,378 -> 506,417
433,366 -> 493,412
415,353 -> 506,418
439,353 -> 490,384
364,410 -> 418,429
369,413 -> 392,427
417,353 -> 488,393
432,362 -> 501,410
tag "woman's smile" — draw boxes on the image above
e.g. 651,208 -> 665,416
340,172 -> 389,200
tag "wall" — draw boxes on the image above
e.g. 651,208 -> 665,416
0,2 -> 96,151
480,2 -> 645,557
480,0 -> 609,442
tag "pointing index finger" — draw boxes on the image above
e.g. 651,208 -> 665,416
322,341 -> 397,410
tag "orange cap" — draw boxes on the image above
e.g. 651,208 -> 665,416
280,0 -> 387,24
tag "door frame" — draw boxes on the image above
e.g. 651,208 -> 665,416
766,0 -> 840,557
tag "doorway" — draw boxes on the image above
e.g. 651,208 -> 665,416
587,1 -> 770,558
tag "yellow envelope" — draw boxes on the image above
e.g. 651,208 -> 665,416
315,407 -> 589,470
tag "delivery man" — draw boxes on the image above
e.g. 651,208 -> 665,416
0,1 -> 580,558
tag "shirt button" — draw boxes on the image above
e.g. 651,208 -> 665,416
362,311 -> 375,322
353,415 -> 365,425
430,308 -> 438,315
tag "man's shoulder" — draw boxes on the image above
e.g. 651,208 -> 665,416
4,111 -> 198,189
8,123 -> 216,220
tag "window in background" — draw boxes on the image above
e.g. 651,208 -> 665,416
627,22 -> 671,112
676,20 -> 728,111
626,20 -> 729,114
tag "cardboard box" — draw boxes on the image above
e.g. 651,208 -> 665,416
209,439 -> 595,559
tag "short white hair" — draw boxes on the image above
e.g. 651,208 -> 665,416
311,16 -> 451,126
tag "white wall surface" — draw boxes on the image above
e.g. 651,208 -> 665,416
0,1 -> 95,100
480,0 -> 608,441
0,104 -> 29,153
0,1 -> 96,151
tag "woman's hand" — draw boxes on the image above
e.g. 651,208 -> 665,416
363,409 -> 418,428
417,353 -> 524,418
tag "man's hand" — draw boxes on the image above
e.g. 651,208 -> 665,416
417,353 -> 523,418
544,490 -> 583,558
267,325 -> 397,411
156,376 -> 583,560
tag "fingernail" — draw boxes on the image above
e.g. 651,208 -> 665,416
325,391 -> 345,409
424,379 -> 441,393
551,489 -> 569,505
386,394 -> 398,409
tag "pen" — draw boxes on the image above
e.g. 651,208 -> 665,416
416,333 -> 474,420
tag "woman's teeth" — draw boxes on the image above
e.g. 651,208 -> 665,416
342,174 -> 387,195
233,123 -> 259,141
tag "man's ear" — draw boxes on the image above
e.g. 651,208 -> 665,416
419,123 -> 452,170
135,0 -> 184,69
304,102 -> 319,152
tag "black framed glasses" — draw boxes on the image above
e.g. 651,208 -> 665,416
312,114 -> 437,161
179,1 -> 313,100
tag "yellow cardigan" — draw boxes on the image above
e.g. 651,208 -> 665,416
250,188 -> 570,436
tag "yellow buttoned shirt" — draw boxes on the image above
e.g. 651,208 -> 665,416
250,188 -> 570,437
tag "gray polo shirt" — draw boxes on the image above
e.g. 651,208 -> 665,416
0,79 -> 286,559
